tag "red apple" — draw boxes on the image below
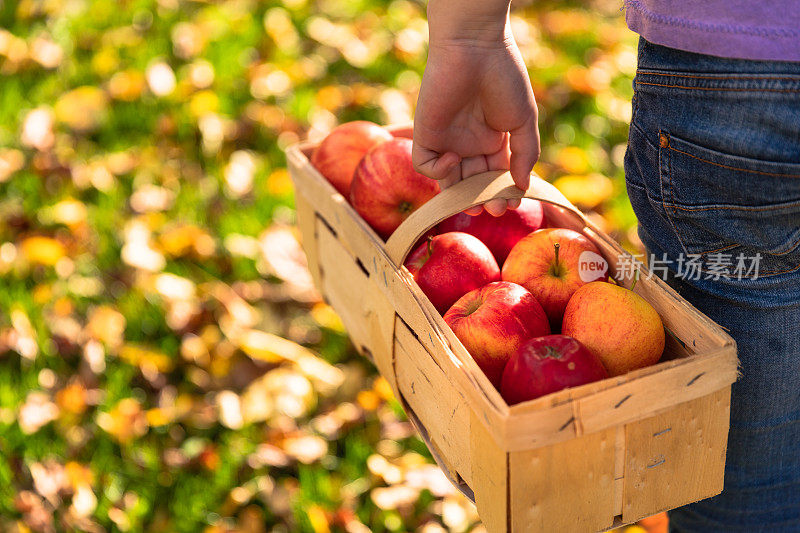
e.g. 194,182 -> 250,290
350,138 -> 440,239
500,334 -> 608,405
444,281 -> 550,387
311,121 -> 393,196
437,199 -> 545,263
405,232 -> 500,314
501,228 -> 608,329
561,281 -> 665,376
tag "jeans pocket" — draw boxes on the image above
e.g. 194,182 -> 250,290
658,131 -> 800,277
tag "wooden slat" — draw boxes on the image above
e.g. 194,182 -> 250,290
395,319 -> 473,487
509,428 -> 617,532
613,425 -> 626,517
316,219 -> 377,357
578,347 -> 737,435
500,346 -> 736,452
293,192 -> 322,290
622,388 -> 731,522
470,409 -> 509,533
364,283 -> 399,395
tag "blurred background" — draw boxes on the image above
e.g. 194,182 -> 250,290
0,0 -> 652,531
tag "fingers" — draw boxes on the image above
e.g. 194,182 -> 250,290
509,115 -> 540,191
484,198 -> 508,216
486,133 -> 511,171
460,154 -> 488,177
412,142 -> 461,184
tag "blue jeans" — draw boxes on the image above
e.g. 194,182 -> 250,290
625,39 -> 800,532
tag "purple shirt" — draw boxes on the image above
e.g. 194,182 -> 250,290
624,0 -> 800,62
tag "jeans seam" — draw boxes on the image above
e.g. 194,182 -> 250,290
665,200 -> 800,212
702,243 -> 740,254
637,81 -> 800,93
630,119 -> 660,151
668,145 -> 800,178
638,71 -> 800,81
626,180 -> 647,192
659,130 -> 691,257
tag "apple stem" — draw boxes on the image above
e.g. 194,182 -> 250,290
553,242 -> 560,265
426,235 -> 434,258
544,346 -> 561,359
631,268 -> 639,291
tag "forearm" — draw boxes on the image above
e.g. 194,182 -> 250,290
426,0 -> 511,43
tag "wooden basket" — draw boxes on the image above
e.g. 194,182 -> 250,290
285,125 -> 738,533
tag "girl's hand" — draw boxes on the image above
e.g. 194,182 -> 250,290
413,3 -> 540,216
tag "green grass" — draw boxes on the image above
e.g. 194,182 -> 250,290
0,0 -> 641,531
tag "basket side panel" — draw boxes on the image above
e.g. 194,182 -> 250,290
622,387 -> 731,522
394,319 -> 473,487
470,409 -> 509,533
294,192 -> 322,290
316,219 -> 395,383
508,428 -> 616,532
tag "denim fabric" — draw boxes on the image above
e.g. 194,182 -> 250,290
625,38 -> 800,531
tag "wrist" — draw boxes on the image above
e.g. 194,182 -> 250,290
427,0 -> 511,45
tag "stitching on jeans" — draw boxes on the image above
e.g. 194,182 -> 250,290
631,120 -> 660,152
637,81 -> 800,93
638,71 -> 800,82
665,199 -> 800,213
713,260 -> 799,276
702,242 -> 740,254
775,233 -> 800,256
626,180 -> 646,192
659,131 -> 691,256
691,245 -> 800,275
668,145 -> 800,178
749,260 -> 800,276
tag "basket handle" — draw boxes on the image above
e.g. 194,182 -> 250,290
385,170 -> 583,265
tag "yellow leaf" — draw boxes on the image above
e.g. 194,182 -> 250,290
356,390 -> 380,411
373,376 -> 395,402
238,330 -> 344,393
189,90 -> 219,118
54,86 -> 108,132
310,303 -> 343,332
55,382 -> 87,415
65,461 -> 93,489
146,407 -> 171,427
306,504 -> 330,533
20,236 -> 64,266
553,173 -> 613,208
91,48 -> 119,77
119,344 -> 174,373
267,168 -> 293,196
31,284 -> 52,305
86,305 -> 126,348
555,146 -> 590,174
108,69 -> 145,101
97,398 -> 148,444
